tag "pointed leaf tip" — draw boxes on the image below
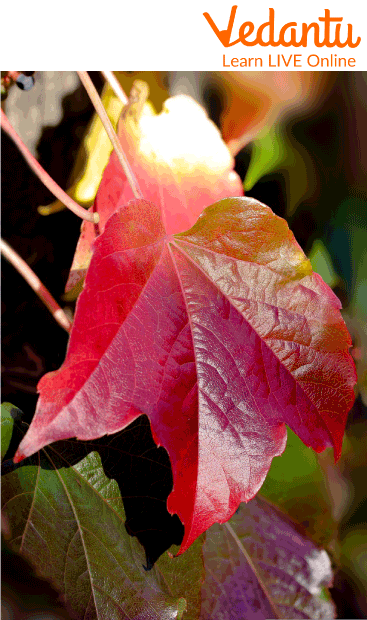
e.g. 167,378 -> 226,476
13,450 -> 26,464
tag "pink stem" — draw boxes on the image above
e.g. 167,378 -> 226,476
77,71 -> 142,199
1,238 -> 72,334
1,110 -> 99,224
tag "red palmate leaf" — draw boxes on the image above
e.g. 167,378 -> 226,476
15,195 -> 356,554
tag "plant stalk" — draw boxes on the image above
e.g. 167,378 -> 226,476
77,71 -> 142,200
1,238 -> 72,334
101,71 -> 128,105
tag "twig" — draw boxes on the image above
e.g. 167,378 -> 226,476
1,110 -> 99,224
1,238 -> 72,334
101,71 -> 128,105
77,71 -> 142,199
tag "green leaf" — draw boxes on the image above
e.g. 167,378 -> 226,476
156,538 -> 204,620
244,126 -> 288,192
259,428 -> 335,546
245,125 -> 313,216
341,527 -> 367,593
2,442 -> 190,619
1,402 -> 19,461
308,239 -> 340,288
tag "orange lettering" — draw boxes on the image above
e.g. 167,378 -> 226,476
204,6 -> 361,49
277,22 -> 297,46
302,23 -> 322,47
294,54 -> 302,66
238,21 -> 256,45
255,8 -> 275,46
318,10 -> 342,46
281,54 -> 292,67
203,6 -> 240,47
334,23 -> 361,47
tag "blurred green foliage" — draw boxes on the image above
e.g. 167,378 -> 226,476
308,239 -> 340,289
1,403 -> 16,461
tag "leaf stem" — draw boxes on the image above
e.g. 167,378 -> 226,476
101,71 -> 128,105
77,71 -> 142,199
1,238 -> 72,334
1,110 -> 99,224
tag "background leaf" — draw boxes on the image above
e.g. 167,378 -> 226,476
2,412 -> 192,620
308,240 -> 340,290
1,402 -> 20,460
157,539 -> 205,620
259,428 -> 336,547
200,496 -> 335,620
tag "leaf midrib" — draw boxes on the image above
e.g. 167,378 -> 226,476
35,447 -> 173,620
224,521 -> 281,620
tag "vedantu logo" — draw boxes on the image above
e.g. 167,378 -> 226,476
203,6 -> 361,48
